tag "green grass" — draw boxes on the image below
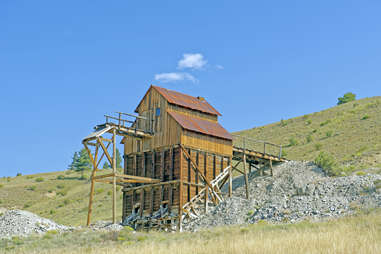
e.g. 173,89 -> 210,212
0,169 -> 123,226
235,96 -> 381,173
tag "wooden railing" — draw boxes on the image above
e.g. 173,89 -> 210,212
232,134 -> 283,159
104,112 -> 152,134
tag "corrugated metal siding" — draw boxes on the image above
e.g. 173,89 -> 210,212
168,111 -> 232,140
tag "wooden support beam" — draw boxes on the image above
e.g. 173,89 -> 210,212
169,148 -> 174,211
228,159 -> 232,197
93,173 -> 115,180
243,152 -> 249,199
180,145 -> 215,197
99,137 -> 112,143
98,138 -> 113,166
112,128 -> 117,224
115,174 -> 159,183
270,159 -> 273,176
123,180 -> 180,193
204,186 -> 208,213
140,190 -> 144,217
84,142 -> 98,227
150,187 -> 154,216
95,142 -> 111,169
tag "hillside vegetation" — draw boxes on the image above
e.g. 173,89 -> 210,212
0,169 -> 122,226
1,209 -> 380,254
236,96 -> 381,175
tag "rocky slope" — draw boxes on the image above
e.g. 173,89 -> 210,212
184,161 -> 381,231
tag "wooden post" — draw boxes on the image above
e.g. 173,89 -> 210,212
112,129 -> 117,224
85,142 -> 98,226
204,185 -> 208,213
87,176 -> 95,226
178,148 -> 184,232
228,164 -> 232,198
270,159 -> 273,176
243,152 -> 249,199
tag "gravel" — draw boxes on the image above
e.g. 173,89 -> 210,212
0,210 -> 72,239
184,161 -> 381,231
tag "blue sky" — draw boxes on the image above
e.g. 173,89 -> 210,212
0,1 -> 380,176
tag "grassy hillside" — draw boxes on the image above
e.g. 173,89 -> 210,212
236,96 -> 381,174
2,209 -> 381,253
0,169 -> 122,226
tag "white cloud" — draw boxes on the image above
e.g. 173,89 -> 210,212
216,64 -> 224,70
177,53 -> 207,69
154,72 -> 197,83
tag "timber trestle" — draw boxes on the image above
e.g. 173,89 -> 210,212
81,89 -> 287,232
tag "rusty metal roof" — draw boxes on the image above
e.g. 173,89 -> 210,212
168,111 -> 232,140
152,86 -> 222,116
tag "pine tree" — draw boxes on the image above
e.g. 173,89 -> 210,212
76,148 -> 92,179
115,148 -> 122,169
103,161 -> 110,169
68,152 -> 79,170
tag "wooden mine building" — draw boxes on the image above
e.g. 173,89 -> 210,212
82,85 -> 285,231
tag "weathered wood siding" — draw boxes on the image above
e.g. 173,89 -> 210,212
181,130 -> 232,156
122,146 -> 230,218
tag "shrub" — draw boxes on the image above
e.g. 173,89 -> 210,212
95,188 -> 105,194
314,143 -> 322,151
26,175 -> 34,179
361,114 -> 370,120
306,135 -> 313,143
64,199 -> 70,205
325,130 -> 333,138
26,185 -> 36,191
57,190 -> 67,196
314,151 -> 337,176
288,137 -> 298,146
11,236 -> 24,245
374,180 -> 381,189
280,119 -> 288,127
57,175 -> 65,180
56,184 -> 65,189
23,203 -> 31,209
305,120 -> 312,125
35,177 -> 44,182
320,120 -> 331,127
337,92 -> 356,105
49,209 -> 56,215
7,177 -> 11,182
356,171 -> 366,176
16,173 -> 22,177
0,184 -> 3,188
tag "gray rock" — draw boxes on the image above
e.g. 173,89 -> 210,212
184,161 -> 381,231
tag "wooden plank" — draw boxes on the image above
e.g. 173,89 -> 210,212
115,174 -> 160,183
123,180 -> 180,192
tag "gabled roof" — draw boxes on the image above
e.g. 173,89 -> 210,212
168,111 -> 232,141
135,85 -> 222,116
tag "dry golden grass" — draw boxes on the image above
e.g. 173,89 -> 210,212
4,209 -> 381,254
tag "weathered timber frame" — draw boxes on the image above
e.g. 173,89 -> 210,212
82,121 -> 157,226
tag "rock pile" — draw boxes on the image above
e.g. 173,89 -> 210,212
0,210 -> 72,239
185,161 -> 381,231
